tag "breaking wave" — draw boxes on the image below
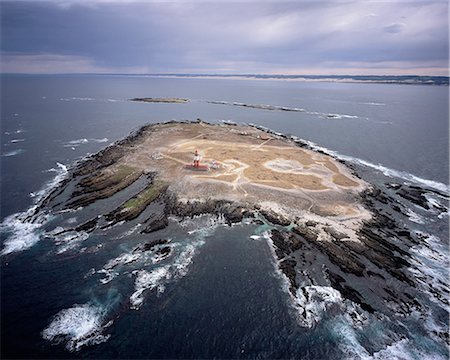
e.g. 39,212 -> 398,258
44,229 -> 90,254
207,100 -> 306,112
130,266 -> 171,309
294,285 -> 344,327
208,100 -> 365,119
408,233 -> 449,309
42,303 -> 111,351
129,241 -> 204,310
301,140 -> 449,194
363,102 -> 386,106
405,208 -> 425,224
1,162 -> 68,256
60,97 -> 95,102
63,138 -> 109,147
2,149 -> 25,157
0,211 -> 48,255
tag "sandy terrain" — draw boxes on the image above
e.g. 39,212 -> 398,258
118,122 -> 369,228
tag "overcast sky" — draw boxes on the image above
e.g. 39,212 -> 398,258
1,0 -> 448,75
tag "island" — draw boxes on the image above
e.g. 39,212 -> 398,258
35,120 -> 448,334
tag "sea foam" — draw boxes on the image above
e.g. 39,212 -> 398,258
130,266 -> 171,309
302,140 -> 449,194
2,149 -> 25,157
1,162 -> 68,256
294,285 -> 344,327
42,303 -> 111,351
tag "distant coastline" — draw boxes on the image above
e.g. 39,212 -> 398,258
131,74 -> 450,86
2,73 -> 448,86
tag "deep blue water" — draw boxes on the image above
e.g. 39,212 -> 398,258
1,75 -> 449,359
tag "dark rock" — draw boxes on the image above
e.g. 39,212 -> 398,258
396,230 -> 412,238
324,226 -> 350,240
260,210 -> 291,226
142,216 -> 169,233
135,239 -> 169,252
271,229 -> 292,258
366,270 -> 385,280
75,218 -> 98,232
397,187 -> 430,210
293,226 -> 318,242
326,270 -> 375,313
155,246 -> 172,260
270,230 -> 303,259
386,183 -> 402,190
279,258 -> 298,294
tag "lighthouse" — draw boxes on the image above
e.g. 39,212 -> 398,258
193,149 -> 201,168
184,149 -> 209,171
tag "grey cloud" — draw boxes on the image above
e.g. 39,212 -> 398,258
0,0 -> 448,75
383,23 -> 405,33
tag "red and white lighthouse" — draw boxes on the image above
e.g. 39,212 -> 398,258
193,149 -> 201,168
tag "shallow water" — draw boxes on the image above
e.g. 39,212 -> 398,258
1,75 -> 448,359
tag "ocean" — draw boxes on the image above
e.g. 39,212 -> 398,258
1,74 -> 448,359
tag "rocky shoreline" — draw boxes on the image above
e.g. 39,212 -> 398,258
34,120 -> 449,342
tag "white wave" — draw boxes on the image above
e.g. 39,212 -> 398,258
302,139 -> 449,194
97,269 -> 119,284
1,162 -> 68,256
172,242 -> 202,278
408,233 -> 449,309
104,252 -> 142,270
0,210 -> 47,255
424,194 -> 448,216
10,138 -> 25,143
179,213 -> 227,236
115,223 -> 142,239
332,318 -> 373,360
2,149 -> 25,157
91,138 -> 109,143
294,286 -> 344,328
32,162 -> 68,202
130,266 -> 171,309
324,113 -> 360,119
405,208 -> 425,224
63,138 -> 109,147
332,319 -> 430,360
209,100 -> 305,112
372,338 -> 447,360
60,97 -> 95,102
42,303 -> 111,351
107,99 -> 118,102
129,239 -> 204,309
97,250 -> 144,284
250,235 -> 262,240
363,102 -> 386,106
65,138 -> 89,146
53,231 -> 90,254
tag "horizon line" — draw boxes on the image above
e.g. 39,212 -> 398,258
1,72 -> 449,78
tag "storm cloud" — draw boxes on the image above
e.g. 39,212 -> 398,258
1,0 -> 448,75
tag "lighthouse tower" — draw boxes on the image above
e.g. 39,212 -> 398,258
193,149 -> 201,168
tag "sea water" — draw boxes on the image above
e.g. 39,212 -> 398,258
1,74 -> 448,359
